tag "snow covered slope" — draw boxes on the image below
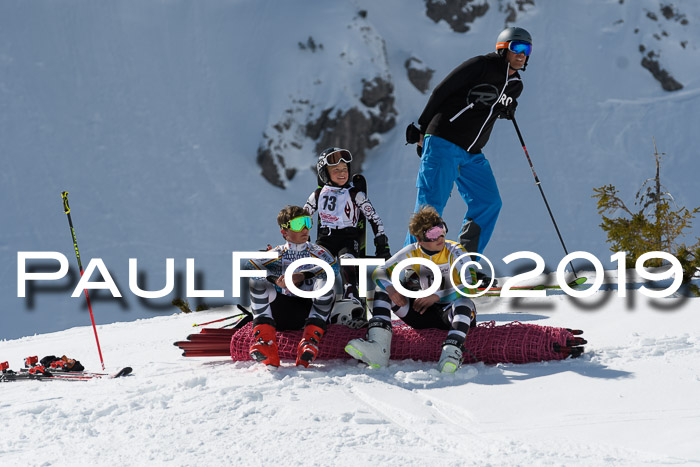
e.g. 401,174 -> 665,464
2,0 -> 699,339
1,282 -> 698,465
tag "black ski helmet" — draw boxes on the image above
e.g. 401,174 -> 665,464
317,147 -> 352,185
496,27 -> 532,48
496,27 -> 532,69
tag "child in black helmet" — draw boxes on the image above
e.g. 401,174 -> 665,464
304,147 -> 391,302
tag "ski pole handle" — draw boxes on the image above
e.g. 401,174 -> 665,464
61,191 -> 71,214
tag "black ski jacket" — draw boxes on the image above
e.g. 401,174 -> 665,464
418,52 -> 523,154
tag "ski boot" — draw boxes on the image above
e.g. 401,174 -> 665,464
345,319 -> 392,368
249,323 -> 280,368
297,324 -> 326,368
437,339 -> 464,373
296,324 -> 325,368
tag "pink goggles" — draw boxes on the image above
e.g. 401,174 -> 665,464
423,224 -> 446,241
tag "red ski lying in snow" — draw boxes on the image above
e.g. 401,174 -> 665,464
175,321 -> 586,365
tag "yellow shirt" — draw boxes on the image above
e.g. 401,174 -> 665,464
373,240 -> 473,302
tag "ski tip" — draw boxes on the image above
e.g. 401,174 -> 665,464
572,277 -> 588,286
114,367 -> 133,378
552,342 -> 585,359
566,337 -> 588,346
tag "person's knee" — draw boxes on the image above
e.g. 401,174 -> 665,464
477,192 -> 501,215
249,278 -> 272,293
314,288 -> 335,303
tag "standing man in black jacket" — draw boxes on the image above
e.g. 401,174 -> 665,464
405,27 -> 533,267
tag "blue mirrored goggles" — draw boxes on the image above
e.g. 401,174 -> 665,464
281,215 -> 313,232
508,40 -> 532,56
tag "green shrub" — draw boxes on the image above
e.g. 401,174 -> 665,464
592,139 -> 699,294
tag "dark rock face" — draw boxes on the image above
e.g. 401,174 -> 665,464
256,147 -> 287,189
641,56 -> 683,91
298,36 -> 323,52
257,76 -> 397,188
256,8 -> 398,190
425,0 -> 490,33
659,4 -> 689,24
306,77 -> 397,174
634,3 -> 688,92
257,135 -> 299,189
405,57 -> 435,94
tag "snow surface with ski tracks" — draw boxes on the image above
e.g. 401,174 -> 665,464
1,274 -> 698,466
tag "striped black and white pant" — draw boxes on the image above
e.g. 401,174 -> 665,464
249,279 -> 335,330
370,287 -> 476,346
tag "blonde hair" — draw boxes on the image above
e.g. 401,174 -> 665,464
408,205 -> 443,238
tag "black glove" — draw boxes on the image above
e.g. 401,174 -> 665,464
405,122 -> 421,144
405,122 -> 425,157
497,100 -> 518,120
374,234 -> 391,260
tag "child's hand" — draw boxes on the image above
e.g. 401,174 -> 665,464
414,294 -> 439,314
276,272 -> 305,289
386,286 -> 407,307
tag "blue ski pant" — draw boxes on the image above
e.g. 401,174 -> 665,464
404,135 -> 502,255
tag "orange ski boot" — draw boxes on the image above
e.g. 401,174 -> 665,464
249,323 -> 280,368
295,324 -> 325,368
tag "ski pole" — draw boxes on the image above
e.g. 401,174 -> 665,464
221,305 -> 254,329
221,316 -> 248,329
61,191 -> 106,370
510,118 -> 578,278
192,313 -> 246,327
